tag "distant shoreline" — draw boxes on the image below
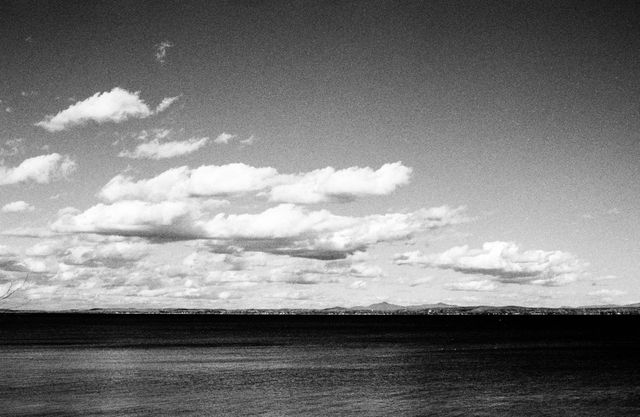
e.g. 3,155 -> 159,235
2,305 -> 640,315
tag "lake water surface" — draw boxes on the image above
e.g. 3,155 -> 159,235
1,314 -> 639,416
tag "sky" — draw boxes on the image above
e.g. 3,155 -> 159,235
0,0 -> 638,310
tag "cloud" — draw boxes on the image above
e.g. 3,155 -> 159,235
0,138 -> 25,157
350,280 -> 367,289
0,153 -> 76,185
99,164 -> 278,202
189,250 -> 385,286
61,240 -> 151,269
588,289 -> 626,297
268,162 -> 412,204
119,137 -> 209,160
0,227 -> 57,238
394,241 -> 586,286
98,162 -> 412,204
1,201 -> 35,213
447,279 -> 497,292
214,133 -> 237,144
0,246 -> 28,273
135,129 -> 172,142
240,135 -> 255,146
409,277 -> 433,287
23,235 -> 152,274
155,96 -> 180,113
52,200 -> 203,239
35,88 -> 179,132
155,40 -> 173,64
52,202 -> 467,259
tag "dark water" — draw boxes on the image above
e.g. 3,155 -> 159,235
1,314 -> 639,416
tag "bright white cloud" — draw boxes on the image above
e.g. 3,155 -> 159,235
52,202 -> 467,259
269,162 -> 412,204
98,162 -> 412,204
35,88 -> 179,132
52,200 -> 203,239
1,201 -> 35,213
119,137 -> 209,160
395,241 -> 586,286
99,164 -> 278,202
214,133 -> 237,144
0,153 -> 76,185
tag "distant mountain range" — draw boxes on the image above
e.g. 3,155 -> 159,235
324,302 -> 640,312
325,302 -> 457,312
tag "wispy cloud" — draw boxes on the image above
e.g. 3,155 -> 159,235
155,40 -> 174,64
155,96 -> 180,113
119,137 -> 209,160
447,279 -> 497,292
214,133 -> 237,144
0,138 -> 25,157
240,135 -> 256,146
588,289 -> 626,298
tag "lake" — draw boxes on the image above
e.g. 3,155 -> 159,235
1,314 -> 639,416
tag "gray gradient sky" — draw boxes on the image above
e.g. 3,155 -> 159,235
0,0 -> 638,309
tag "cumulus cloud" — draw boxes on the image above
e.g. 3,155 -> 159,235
0,153 -> 76,185
52,200 -> 203,239
53,202 -> 467,259
395,241 -> 586,286
199,204 -> 466,259
99,164 -> 278,202
214,133 -> 237,144
119,137 -> 209,160
1,201 -> 35,213
98,162 -> 412,204
268,162 -> 412,204
35,88 -> 179,132
155,40 -> 173,64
